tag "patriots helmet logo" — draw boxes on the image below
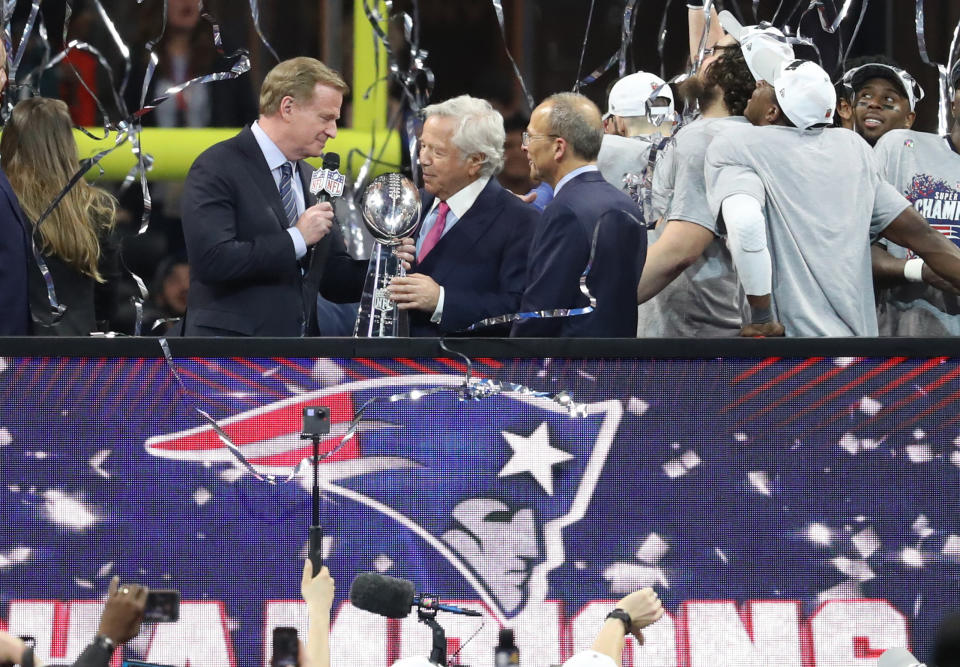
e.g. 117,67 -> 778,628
144,375 -> 623,621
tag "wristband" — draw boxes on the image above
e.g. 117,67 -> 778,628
686,1 -> 704,7
750,303 -> 773,324
21,646 -> 34,667
92,635 -> 116,657
904,257 -> 924,283
605,608 -> 633,633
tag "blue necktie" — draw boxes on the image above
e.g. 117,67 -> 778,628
279,162 -> 299,226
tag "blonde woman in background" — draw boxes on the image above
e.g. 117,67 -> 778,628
1,96 -> 121,335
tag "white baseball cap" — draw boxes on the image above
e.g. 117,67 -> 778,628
718,10 -> 795,83
604,71 -> 674,120
773,59 -> 837,130
841,63 -> 925,111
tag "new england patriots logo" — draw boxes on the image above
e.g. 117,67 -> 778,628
144,375 -> 622,621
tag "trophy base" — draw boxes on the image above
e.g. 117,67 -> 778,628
354,243 -> 409,338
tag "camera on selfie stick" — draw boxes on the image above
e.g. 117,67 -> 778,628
301,406 -> 330,575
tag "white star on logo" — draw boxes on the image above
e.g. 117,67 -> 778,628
498,422 -> 574,496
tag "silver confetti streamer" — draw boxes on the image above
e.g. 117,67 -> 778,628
158,338 -> 587,485
618,0 -> 640,78
360,0 -> 434,186
657,0 -> 676,80
91,0 -> 131,100
836,1 -> 871,72
490,0 -> 535,111
946,15 -> 960,101
248,0 -> 279,62
816,0 -> 856,34
8,0 -> 40,85
459,211 -> 636,332
575,0 -> 640,90
916,0 -> 951,136
573,0 -> 598,92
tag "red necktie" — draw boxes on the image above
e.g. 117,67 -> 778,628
417,201 -> 450,262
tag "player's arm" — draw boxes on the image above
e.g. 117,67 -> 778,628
720,194 -> 784,337
871,242 -> 960,293
636,220 -> 715,303
880,207 -> 960,294
688,1 -> 724,68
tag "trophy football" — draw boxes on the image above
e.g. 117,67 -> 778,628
354,173 -> 421,337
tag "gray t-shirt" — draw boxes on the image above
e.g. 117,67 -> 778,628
638,117 -> 747,337
873,129 -> 960,335
597,133 -> 661,225
705,125 -> 910,337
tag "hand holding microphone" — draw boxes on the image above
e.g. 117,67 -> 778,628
296,153 -> 344,246
295,203 -> 335,246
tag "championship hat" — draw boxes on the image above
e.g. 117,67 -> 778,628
842,63 -> 925,111
718,10 -> 795,83
604,71 -> 674,120
774,59 -> 837,130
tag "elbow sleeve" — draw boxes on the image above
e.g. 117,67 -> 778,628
722,194 -> 772,296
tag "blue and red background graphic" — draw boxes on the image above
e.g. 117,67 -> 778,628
1,354 -> 959,666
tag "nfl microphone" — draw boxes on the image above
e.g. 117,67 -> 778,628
878,647 -> 926,667
310,152 -> 344,204
349,572 -> 482,617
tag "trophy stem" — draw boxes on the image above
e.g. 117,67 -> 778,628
354,243 -> 409,338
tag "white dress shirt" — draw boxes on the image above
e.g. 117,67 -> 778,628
251,121 -> 308,259
417,176 -> 491,323
553,164 -> 599,196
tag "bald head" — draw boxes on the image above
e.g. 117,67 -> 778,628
538,92 -> 603,161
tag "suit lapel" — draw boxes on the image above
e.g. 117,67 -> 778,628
298,161 -> 317,207
236,127 -> 289,231
417,179 -> 502,281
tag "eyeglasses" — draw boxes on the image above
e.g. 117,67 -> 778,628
521,131 -> 559,147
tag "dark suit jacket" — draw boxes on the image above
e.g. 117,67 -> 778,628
181,126 -> 365,336
512,170 -> 647,338
27,231 -> 123,336
412,178 -> 537,336
0,169 -> 31,335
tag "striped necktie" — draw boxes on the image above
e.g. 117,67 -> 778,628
279,162 -> 299,227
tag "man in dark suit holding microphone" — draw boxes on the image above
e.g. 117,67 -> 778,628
181,57 -> 411,336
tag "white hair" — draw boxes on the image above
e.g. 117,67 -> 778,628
422,95 -> 505,177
